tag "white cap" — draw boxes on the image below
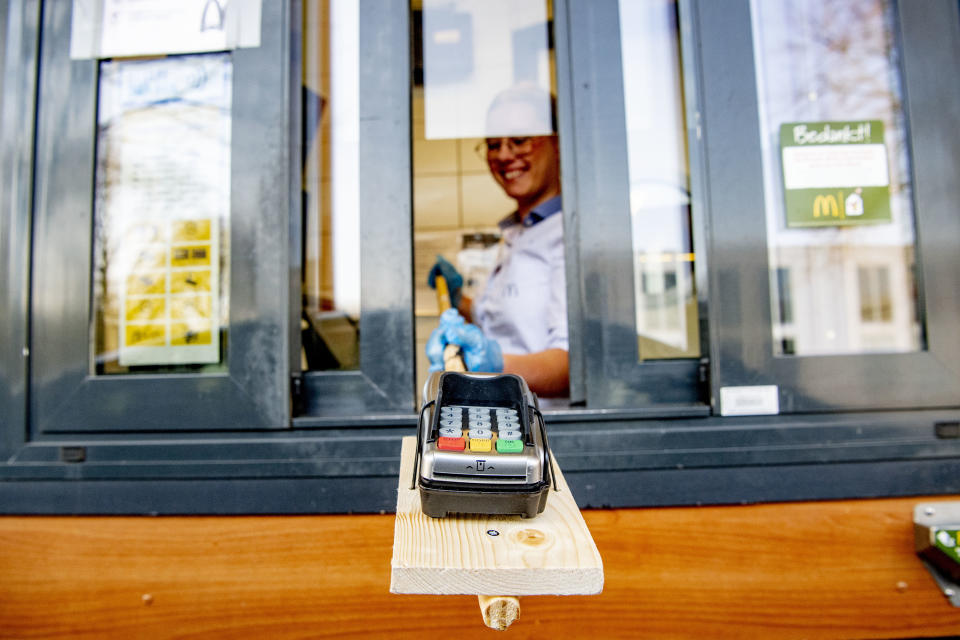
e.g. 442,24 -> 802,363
484,83 -> 555,137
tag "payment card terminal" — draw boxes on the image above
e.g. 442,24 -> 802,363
414,371 -> 554,518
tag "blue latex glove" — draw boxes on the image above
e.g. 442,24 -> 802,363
426,309 -> 504,373
427,255 -> 463,310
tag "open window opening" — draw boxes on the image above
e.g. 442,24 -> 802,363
411,0 -> 568,405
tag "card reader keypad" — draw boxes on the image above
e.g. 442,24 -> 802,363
436,405 -> 524,453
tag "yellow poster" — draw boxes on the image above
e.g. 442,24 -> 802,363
119,215 -> 221,365
96,53 -> 230,366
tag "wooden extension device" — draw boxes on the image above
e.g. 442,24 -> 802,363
397,270 -> 602,629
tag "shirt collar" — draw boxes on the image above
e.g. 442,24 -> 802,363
497,195 -> 563,230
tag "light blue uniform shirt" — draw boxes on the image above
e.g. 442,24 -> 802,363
474,196 -> 567,356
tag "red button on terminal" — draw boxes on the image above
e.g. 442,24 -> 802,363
437,436 -> 466,451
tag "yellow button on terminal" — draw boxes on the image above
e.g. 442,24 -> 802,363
469,438 -> 492,453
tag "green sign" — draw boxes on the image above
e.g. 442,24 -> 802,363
780,120 -> 891,228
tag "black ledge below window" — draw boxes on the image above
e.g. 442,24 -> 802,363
1,408 -> 959,514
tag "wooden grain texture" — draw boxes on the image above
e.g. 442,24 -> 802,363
391,436 -> 604,596
3,497 -> 960,638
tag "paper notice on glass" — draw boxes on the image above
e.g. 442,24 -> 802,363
421,0 -> 553,140
71,0 -> 261,59
779,120 -> 892,228
95,53 -> 231,366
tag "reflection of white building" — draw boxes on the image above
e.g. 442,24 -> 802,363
630,187 -> 696,359
773,245 -> 918,356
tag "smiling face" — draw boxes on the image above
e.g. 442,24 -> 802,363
485,135 -> 560,218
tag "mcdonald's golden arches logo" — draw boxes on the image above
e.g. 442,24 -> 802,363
813,194 -> 840,218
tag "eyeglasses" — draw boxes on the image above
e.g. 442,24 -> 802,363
474,137 -> 534,159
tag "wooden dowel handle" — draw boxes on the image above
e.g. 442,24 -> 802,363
478,595 -> 520,631
443,344 -> 466,372
435,273 -> 467,371
435,274 -> 452,312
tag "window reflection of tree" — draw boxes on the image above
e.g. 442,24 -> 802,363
773,1 -> 909,196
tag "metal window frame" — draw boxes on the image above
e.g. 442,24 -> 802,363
1,0 -> 960,515
28,0 -> 297,433
296,0 -> 416,419
0,0 -> 40,462
560,0 -> 708,410
702,0 -> 960,414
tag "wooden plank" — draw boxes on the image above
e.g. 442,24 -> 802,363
390,435 -> 604,596
3,498 -> 960,638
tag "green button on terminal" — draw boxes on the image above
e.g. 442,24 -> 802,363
496,438 -> 524,453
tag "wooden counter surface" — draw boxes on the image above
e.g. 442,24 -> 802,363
3,497 -> 960,638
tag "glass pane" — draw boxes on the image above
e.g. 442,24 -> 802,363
92,53 -> 231,374
752,0 -> 922,356
413,0 -> 567,401
301,0 -> 361,371
419,0 -> 553,140
619,0 -> 699,362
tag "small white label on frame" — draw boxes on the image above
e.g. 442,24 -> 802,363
719,385 -> 780,416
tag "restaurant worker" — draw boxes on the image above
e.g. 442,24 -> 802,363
426,84 -> 568,399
